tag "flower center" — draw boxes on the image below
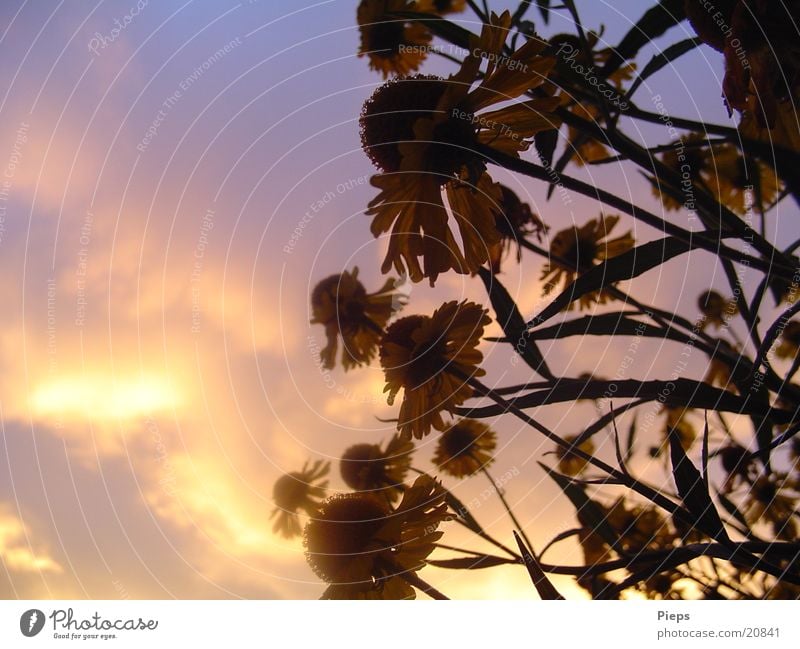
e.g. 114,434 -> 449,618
441,424 -> 477,459
340,444 -> 387,490
360,76 -> 478,180
305,495 -> 393,582
407,335 -> 448,388
367,20 -> 407,59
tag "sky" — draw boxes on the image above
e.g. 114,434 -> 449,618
0,0 -> 797,600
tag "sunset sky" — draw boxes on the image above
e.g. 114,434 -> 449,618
1,0 -> 798,600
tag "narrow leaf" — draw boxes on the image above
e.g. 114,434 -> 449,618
514,531 -> 565,600
603,0 -> 686,76
428,555 -> 514,570
668,429 -> 728,541
627,37 -> 701,98
478,267 -> 554,380
529,237 -> 692,327
539,462 -> 619,549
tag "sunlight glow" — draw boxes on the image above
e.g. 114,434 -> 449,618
30,375 -> 181,421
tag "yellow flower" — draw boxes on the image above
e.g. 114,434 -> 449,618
555,434 -> 594,477
743,475 -> 798,541
540,214 -> 634,310
380,300 -> 490,440
652,134 -> 711,211
304,475 -> 448,599
360,11 -> 560,285
707,143 -> 780,215
697,289 -> 737,330
653,136 -> 781,215
311,267 -> 403,370
775,321 -> 800,359
489,184 -> 547,273
433,418 -> 497,478
340,434 -> 414,503
271,460 -> 330,538
357,0 -> 432,78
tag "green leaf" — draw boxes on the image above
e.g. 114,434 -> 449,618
528,237 -> 692,327
514,531 -> 565,600
428,555 -> 514,570
478,267 -> 554,380
603,0 -> 686,76
668,429 -> 729,541
627,37 -> 702,98
539,462 -> 620,550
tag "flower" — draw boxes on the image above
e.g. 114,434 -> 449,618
706,143 -> 780,215
651,407 -> 696,459
380,300 -> 490,439
555,434 -> 594,477
652,134 -> 712,211
360,11 -> 560,285
653,136 -> 780,216
340,434 -> 414,503
311,267 -> 403,370
717,443 -> 753,493
775,321 -> 800,360
697,289 -> 737,330
304,474 -> 448,599
488,184 -> 547,273
685,0 -> 800,130
433,418 -> 497,478
540,214 -> 634,310
357,0 -> 432,78
271,460 -> 330,538
742,474 -> 798,541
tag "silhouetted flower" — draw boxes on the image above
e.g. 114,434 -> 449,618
697,289 -> 737,330
775,321 -> 800,360
718,443 -> 753,493
685,0 -> 800,130
555,434 -> 594,476
340,434 -> 414,503
304,475 -> 447,599
311,267 -> 404,370
540,214 -> 634,309
743,475 -> 798,540
361,11 -> 560,284
380,300 -> 490,439
489,184 -> 547,273
358,0 -> 432,78
271,460 -> 330,538
433,418 -> 496,477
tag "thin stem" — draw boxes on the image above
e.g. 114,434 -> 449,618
399,571 -> 450,600
480,465 -> 535,553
